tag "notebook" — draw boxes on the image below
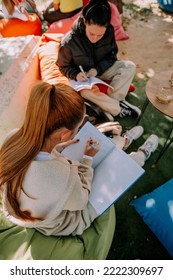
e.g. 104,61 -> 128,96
69,77 -> 113,92
62,122 -> 145,215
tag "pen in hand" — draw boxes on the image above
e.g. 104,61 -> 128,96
90,143 -> 97,150
84,138 -> 100,157
79,65 -> 88,80
89,138 -> 99,151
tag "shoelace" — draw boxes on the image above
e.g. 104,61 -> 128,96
125,131 -> 134,140
140,140 -> 154,159
120,107 -> 132,117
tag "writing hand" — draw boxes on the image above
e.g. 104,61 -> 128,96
19,6 -> 30,19
84,138 -> 100,157
76,72 -> 88,82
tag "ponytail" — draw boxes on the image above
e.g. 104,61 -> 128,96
0,81 -> 85,221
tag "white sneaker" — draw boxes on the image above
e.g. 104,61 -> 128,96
123,126 -> 144,150
138,135 -> 159,160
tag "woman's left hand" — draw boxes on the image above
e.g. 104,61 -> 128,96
97,122 -> 122,136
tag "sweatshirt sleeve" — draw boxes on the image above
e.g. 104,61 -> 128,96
63,157 -> 93,211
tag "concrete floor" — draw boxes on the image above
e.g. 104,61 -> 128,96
0,35 -> 40,146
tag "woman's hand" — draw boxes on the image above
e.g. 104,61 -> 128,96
84,138 -> 100,157
19,6 -> 30,19
87,68 -> 97,78
76,72 -> 88,82
97,122 -> 122,136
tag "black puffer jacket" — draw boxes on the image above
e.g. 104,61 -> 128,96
56,16 -> 118,80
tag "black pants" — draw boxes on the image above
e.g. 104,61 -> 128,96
43,3 -> 82,24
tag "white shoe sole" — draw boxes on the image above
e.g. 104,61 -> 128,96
103,111 -> 114,122
122,101 -> 141,117
138,135 -> 159,159
126,126 -> 144,141
140,135 -> 159,153
123,126 -> 144,150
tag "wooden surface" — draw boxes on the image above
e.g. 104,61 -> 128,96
146,70 -> 173,118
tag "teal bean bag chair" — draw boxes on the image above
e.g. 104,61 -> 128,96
0,200 -> 115,260
157,0 -> 173,13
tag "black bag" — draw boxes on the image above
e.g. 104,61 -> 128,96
84,100 -> 113,125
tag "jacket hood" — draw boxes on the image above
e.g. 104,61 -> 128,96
72,15 -> 85,35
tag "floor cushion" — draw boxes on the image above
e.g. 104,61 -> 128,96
157,1 -> 173,13
45,12 -> 80,35
0,199 -> 115,260
109,2 -> 129,41
97,82 -> 135,94
130,178 -> 173,258
0,14 -> 42,37
38,33 -> 69,85
83,0 -> 89,6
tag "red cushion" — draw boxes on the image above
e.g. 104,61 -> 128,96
97,81 -> 135,94
97,82 -> 111,93
83,0 -> 89,6
128,84 -> 135,92
109,2 -> 129,41
46,12 -> 80,34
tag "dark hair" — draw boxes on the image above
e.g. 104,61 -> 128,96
82,0 -> 111,27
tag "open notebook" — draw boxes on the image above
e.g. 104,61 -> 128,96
62,122 -> 145,215
69,77 -> 113,92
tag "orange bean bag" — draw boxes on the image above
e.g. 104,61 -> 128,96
0,14 -> 42,37
38,33 -> 69,85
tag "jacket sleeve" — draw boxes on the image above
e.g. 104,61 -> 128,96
56,43 -> 80,80
95,49 -> 117,76
95,28 -> 118,75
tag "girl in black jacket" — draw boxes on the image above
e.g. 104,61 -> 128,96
57,0 -> 141,119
